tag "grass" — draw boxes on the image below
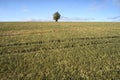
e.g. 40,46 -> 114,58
0,22 -> 120,80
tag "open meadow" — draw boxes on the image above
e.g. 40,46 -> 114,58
0,22 -> 120,80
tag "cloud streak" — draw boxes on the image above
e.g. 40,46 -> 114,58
87,0 -> 107,12
107,16 -> 120,20
21,6 -> 31,13
22,18 -> 52,22
113,0 -> 120,6
21,16 -> 96,22
22,8 -> 30,12
61,16 -> 95,21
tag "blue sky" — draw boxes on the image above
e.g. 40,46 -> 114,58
0,0 -> 120,22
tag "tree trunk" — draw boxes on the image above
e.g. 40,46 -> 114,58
55,19 -> 58,22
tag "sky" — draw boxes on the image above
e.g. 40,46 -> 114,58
0,0 -> 120,22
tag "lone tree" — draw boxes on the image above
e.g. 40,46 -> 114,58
53,12 -> 61,22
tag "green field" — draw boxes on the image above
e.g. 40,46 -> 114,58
0,22 -> 120,80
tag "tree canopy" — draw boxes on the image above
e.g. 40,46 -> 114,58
53,12 -> 61,22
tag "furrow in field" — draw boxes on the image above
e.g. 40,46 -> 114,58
0,39 -> 119,54
0,35 -> 120,47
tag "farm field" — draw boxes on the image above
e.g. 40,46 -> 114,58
0,22 -> 120,80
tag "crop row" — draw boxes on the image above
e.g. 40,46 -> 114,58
0,30 -> 53,36
0,39 -> 119,54
0,35 -> 120,47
